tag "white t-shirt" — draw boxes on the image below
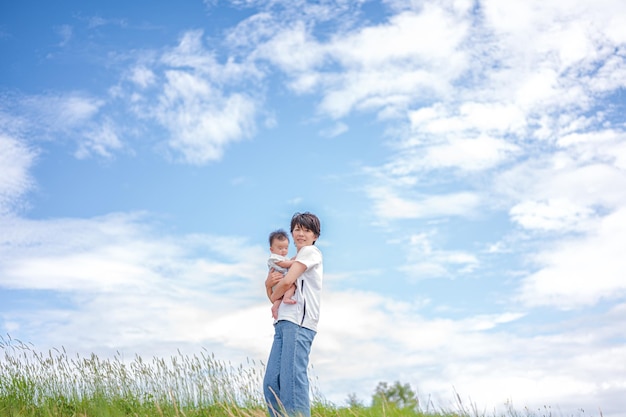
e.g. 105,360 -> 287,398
275,245 -> 323,331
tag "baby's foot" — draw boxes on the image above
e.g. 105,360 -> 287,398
283,298 -> 297,305
271,305 -> 279,319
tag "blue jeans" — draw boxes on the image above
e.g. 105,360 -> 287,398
263,320 -> 316,417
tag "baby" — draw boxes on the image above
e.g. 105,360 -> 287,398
268,229 -> 297,319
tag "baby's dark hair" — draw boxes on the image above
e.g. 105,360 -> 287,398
290,212 -> 321,244
269,229 -> 290,246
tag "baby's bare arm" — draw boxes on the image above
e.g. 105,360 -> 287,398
275,259 -> 295,269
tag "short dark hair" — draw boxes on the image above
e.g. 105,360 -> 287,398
269,229 -> 289,246
290,212 -> 321,243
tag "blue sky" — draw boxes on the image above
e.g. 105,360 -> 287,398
1,0 -> 625,415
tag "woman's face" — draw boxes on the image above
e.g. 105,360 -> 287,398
292,224 -> 317,250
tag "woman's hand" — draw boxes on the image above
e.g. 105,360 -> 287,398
265,268 -> 284,292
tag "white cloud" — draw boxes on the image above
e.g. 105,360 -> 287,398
518,208 -> 626,309
418,135 -> 520,172
128,66 -> 156,88
510,199 -> 595,232
21,93 -> 103,131
0,213 -> 269,355
154,70 -> 257,164
349,0 -> 620,229
117,30 -> 262,165
162,30 -> 261,82
247,5 -> 469,119
315,290 -> 625,414
75,118 -> 124,159
483,0 -> 626,45
559,129 -> 626,169
161,30 -> 221,69
0,92 -> 125,160
477,0 -> 626,115
319,122 -> 348,138
86,16 -> 127,29
458,102 -> 528,134
55,24 -> 72,47
0,134 -> 37,215
496,154 -> 626,216
318,7 -> 469,118
367,185 -> 481,220
224,12 -> 279,49
254,22 -> 324,74
318,68 -> 444,119
399,232 -> 479,279
329,8 -> 468,69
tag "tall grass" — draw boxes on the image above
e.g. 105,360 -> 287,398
0,335 -> 595,417
0,335 -> 266,416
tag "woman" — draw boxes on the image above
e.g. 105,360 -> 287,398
263,212 -> 323,417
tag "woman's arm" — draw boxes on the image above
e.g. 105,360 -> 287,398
265,269 -> 283,301
270,261 -> 306,303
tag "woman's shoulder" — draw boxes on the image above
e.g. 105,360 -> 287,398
299,245 -> 322,257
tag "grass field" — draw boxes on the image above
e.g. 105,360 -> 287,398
1,336 -> 591,417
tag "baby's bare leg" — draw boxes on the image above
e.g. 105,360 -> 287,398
282,284 -> 297,304
271,299 -> 282,319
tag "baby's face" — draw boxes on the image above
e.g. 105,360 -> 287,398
270,239 -> 289,257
